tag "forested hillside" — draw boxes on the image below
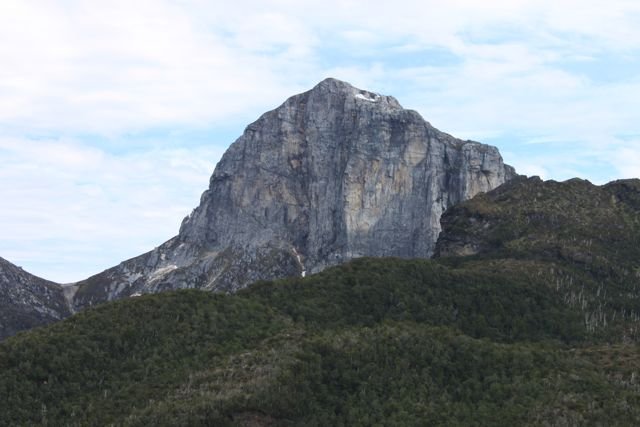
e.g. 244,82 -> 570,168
2,177 -> 640,426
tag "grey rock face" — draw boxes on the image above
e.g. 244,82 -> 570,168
0,257 -> 71,340
72,78 -> 515,309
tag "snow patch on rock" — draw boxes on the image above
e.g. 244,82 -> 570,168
355,92 -> 379,102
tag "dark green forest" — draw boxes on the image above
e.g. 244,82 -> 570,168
2,177 -> 640,426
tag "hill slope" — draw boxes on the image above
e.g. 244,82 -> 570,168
436,176 -> 640,341
1,259 -> 638,426
2,176 -> 640,425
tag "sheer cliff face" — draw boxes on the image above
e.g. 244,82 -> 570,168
72,78 -> 515,309
0,257 -> 71,340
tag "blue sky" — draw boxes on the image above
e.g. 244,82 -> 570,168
2,0 -> 640,282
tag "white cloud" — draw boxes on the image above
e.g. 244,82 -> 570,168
1,0 -> 639,135
602,142 -> 640,180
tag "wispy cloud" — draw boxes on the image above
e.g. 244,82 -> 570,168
1,0 -> 639,280
0,0 -> 318,134
0,136 -> 222,281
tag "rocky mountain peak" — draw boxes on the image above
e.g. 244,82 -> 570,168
308,77 -> 403,109
70,79 -> 516,309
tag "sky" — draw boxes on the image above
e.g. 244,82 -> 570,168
2,0 -> 640,282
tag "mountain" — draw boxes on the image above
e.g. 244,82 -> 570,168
70,78 -> 515,310
2,176 -> 640,425
0,78 -> 514,339
0,257 -> 71,340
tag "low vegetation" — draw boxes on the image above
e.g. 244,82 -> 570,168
2,177 -> 640,425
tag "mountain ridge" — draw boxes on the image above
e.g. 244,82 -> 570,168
0,256 -> 71,340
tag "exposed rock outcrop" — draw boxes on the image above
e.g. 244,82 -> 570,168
71,78 -> 515,309
0,257 -> 71,339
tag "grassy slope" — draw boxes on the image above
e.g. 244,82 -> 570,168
2,177 -> 640,426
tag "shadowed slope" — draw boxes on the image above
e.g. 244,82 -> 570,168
0,257 -> 71,340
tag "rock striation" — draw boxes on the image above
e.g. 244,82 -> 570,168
0,257 -> 71,339
71,78 -> 515,309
